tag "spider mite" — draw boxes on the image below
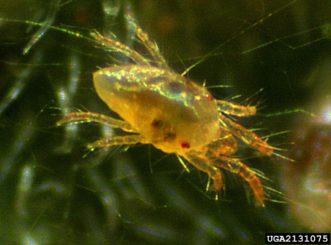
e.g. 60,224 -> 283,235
57,16 -> 275,207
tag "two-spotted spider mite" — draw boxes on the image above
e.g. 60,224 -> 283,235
57,16 -> 275,207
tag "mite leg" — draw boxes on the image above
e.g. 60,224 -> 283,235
57,111 -> 135,133
90,31 -> 150,65
206,134 -> 238,156
219,114 -> 274,156
125,15 -> 169,69
184,151 -> 224,192
87,135 -> 142,151
217,100 -> 256,117
216,156 -> 265,207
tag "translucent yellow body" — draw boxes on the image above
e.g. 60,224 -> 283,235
93,65 -> 219,154
58,17 -> 274,206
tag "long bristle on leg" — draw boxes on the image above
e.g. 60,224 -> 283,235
219,115 -> 274,156
183,151 -> 224,192
217,156 -> 266,207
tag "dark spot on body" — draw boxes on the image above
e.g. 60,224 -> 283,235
151,119 -> 163,128
164,132 -> 176,141
180,141 -> 190,149
206,94 -> 213,101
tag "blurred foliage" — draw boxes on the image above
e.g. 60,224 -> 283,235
0,0 -> 330,244
283,55 -> 331,232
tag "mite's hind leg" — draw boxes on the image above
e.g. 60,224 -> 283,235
87,135 -> 143,151
219,114 -> 274,156
125,15 -> 169,69
57,111 -> 135,132
217,100 -> 256,117
183,151 -> 224,192
90,31 -> 149,65
215,156 -> 266,206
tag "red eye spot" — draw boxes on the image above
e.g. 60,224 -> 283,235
206,95 -> 213,101
181,141 -> 190,149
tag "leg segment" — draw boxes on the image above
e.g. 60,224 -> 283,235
183,151 -> 224,192
87,135 -> 142,151
57,111 -> 135,132
217,100 -> 256,117
219,114 -> 274,156
216,156 -> 265,206
206,133 -> 238,156
90,31 -> 150,65
126,15 -> 169,69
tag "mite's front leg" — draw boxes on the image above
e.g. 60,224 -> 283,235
217,100 -> 256,117
183,150 -> 224,192
215,156 -> 266,207
219,114 -> 274,156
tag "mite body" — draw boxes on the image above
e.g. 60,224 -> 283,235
93,65 -> 220,153
58,17 -> 274,206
